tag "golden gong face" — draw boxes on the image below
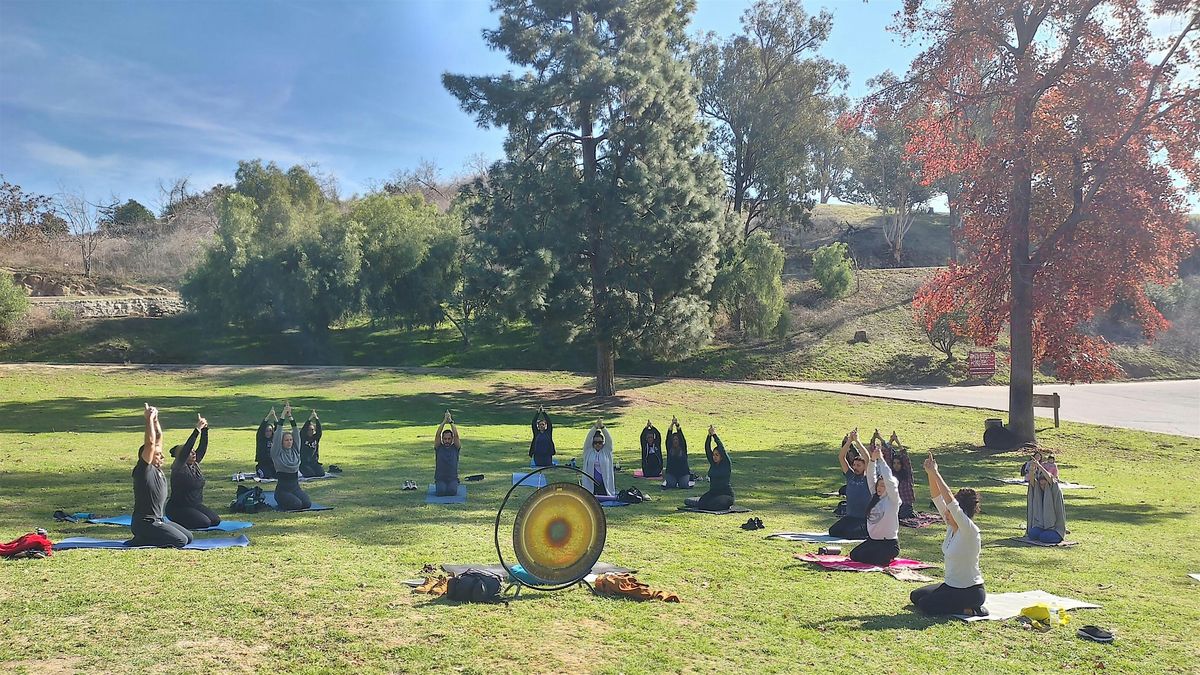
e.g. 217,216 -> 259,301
512,481 -> 607,583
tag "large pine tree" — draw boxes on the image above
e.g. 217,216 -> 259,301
444,0 -> 726,396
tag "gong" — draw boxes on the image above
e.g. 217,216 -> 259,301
495,464 -> 608,591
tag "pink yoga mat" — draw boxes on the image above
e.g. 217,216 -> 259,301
632,469 -> 662,479
794,553 -> 935,572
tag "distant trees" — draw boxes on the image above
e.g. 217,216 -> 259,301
718,231 -> 788,338
100,199 -> 156,236
0,177 -> 62,239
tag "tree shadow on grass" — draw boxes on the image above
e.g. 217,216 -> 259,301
863,354 -> 958,385
802,610 -> 949,632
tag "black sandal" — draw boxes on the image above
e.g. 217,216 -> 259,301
1077,625 -> 1113,643
740,518 -> 759,530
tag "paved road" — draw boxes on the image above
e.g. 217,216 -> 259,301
741,379 -> 1200,438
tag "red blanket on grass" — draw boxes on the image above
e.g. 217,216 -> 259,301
794,553 -> 933,572
1,532 -> 54,558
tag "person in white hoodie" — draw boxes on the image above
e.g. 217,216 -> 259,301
849,445 -> 901,566
582,420 -> 615,497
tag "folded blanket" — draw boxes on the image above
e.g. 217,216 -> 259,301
594,573 -> 680,602
900,512 -> 943,529
953,590 -> 1100,622
1011,536 -> 1078,548
794,553 -> 936,572
86,515 -> 253,532
54,535 -> 250,551
766,532 -> 864,545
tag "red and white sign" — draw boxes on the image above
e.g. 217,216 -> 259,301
968,351 -> 997,378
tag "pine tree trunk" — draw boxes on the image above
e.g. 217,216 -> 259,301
595,339 -> 615,397
1007,94 -> 1037,443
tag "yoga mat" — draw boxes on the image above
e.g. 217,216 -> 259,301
86,515 -> 253,532
262,493 -> 333,511
1188,573 -> 1200,582
677,505 -> 751,515
793,553 -> 935,572
601,500 -> 631,508
426,484 -> 467,504
993,478 -> 1095,489
952,590 -> 1100,622
1011,536 -> 1078,548
441,561 -> 634,579
232,472 -> 338,483
512,472 -> 548,488
900,512 -> 944,529
54,535 -> 251,551
632,469 -> 662,479
766,532 -> 865,545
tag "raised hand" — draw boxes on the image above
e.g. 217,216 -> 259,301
707,424 -> 716,436
196,414 -> 208,430
849,428 -> 859,442
870,446 -> 883,461
923,451 -> 937,473
144,403 -> 153,419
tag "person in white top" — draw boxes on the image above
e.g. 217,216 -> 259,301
849,445 -> 901,566
909,451 -> 988,617
582,420 -> 616,497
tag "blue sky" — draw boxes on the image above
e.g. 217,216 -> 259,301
0,0 -> 920,208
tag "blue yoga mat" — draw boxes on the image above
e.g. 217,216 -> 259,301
54,535 -> 251,551
86,515 -> 253,532
600,500 -> 630,508
263,493 -> 333,511
512,471 -> 548,488
426,484 -> 467,504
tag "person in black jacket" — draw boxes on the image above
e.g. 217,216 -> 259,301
166,414 -> 221,529
684,426 -> 734,510
254,407 -> 278,479
663,417 -> 691,489
529,407 -> 555,467
640,421 -> 663,478
298,409 -> 324,477
128,404 -> 192,548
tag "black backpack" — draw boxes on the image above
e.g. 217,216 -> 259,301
618,487 -> 648,504
445,570 -> 504,603
230,485 -> 268,513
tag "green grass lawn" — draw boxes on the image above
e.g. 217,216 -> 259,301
1,365 -> 1197,673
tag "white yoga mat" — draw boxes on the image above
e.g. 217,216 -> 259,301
766,532 -> 865,545
954,590 -> 1100,622
1188,573 -> 1200,582
1011,536 -> 1078,548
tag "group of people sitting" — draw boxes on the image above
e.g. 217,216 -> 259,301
827,428 -> 986,616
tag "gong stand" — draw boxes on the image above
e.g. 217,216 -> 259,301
494,464 -> 607,597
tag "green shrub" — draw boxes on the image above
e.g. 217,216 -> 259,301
772,306 -> 791,340
0,274 -> 30,338
812,242 -> 853,298
50,306 -> 76,323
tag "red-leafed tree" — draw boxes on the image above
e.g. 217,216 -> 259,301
899,1 -> 1199,442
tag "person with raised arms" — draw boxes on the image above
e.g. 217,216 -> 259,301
433,411 -> 462,497
254,407 -> 278,480
662,417 -> 690,489
684,425 -> 734,511
640,420 -> 664,478
1025,454 -> 1067,544
128,404 -> 193,548
298,409 -> 325,478
829,429 -> 869,539
165,413 -> 221,530
910,451 -> 987,617
582,420 -> 615,497
270,403 -> 311,511
529,407 -> 555,467
849,444 -> 901,565
878,430 -> 916,520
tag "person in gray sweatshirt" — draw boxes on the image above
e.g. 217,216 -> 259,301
271,403 -> 311,511
1025,457 -> 1066,543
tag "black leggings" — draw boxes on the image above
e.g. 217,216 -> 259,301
849,537 -> 899,566
165,502 -> 221,529
910,582 -> 986,615
299,461 -> 325,478
127,517 -> 193,548
829,516 -> 867,539
274,473 -> 312,511
684,491 -> 734,511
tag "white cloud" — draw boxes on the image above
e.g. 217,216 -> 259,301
23,139 -> 118,171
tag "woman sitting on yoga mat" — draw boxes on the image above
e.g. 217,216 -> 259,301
910,451 -> 986,617
684,426 -> 734,511
299,409 -> 324,478
640,421 -> 663,478
878,430 -> 916,520
165,413 -> 220,530
529,407 -> 555,467
662,417 -> 690,489
128,404 -> 193,548
849,445 -> 900,565
270,404 -> 311,511
255,407 -> 278,479
433,411 -> 461,496
1025,456 -> 1066,543
582,420 -> 616,496
829,429 -> 870,539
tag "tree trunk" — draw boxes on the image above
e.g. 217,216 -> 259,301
1007,94 -> 1037,443
819,186 -> 831,204
595,339 -> 615,397
946,175 -> 962,262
